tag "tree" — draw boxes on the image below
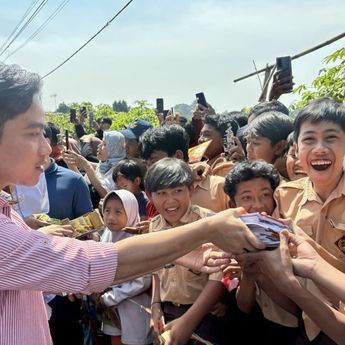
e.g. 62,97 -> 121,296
95,104 -> 115,118
292,48 -> 345,109
56,102 -> 70,113
112,100 -> 130,112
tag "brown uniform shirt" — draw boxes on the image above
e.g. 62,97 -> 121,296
274,175 -> 345,339
149,204 -> 221,305
192,175 -> 229,212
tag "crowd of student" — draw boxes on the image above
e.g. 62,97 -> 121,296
1,62 -> 345,345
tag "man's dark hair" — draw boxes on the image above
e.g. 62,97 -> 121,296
250,100 -> 289,119
139,125 -> 189,162
113,158 -> 147,190
99,117 -> 112,126
0,63 -> 41,138
294,98 -> 345,142
227,111 -> 248,127
246,111 -> 293,145
224,161 -> 280,199
204,114 -> 239,137
46,122 -> 60,146
145,157 -> 194,193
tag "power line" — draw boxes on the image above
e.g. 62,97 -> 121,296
233,32 -> 345,83
0,0 -> 49,58
3,0 -> 70,61
42,0 -> 134,79
0,0 -> 40,54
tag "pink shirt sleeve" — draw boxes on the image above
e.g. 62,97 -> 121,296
0,214 -> 118,294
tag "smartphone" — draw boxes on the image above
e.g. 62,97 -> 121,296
171,107 -> 174,116
65,129 -> 69,150
276,56 -> 292,85
163,110 -> 169,119
156,98 -> 164,113
196,92 -> 207,108
89,111 -> 94,128
69,109 -> 77,123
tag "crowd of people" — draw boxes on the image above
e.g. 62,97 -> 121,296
1,62 -> 345,345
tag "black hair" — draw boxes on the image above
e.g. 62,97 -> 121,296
112,158 -> 147,190
246,111 -> 293,145
100,117 -> 112,126
0,63 -> 41,138
227,111 -> 248,127
204,114 -> 239,137
293,98 -> 345,142
145,157 -> 194,193
250,100 -> 289,119
139,125 -> 189,162
46,122 -> 60,146
224,161 -> 280,199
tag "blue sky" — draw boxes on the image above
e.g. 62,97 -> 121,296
1,0 -> 344,112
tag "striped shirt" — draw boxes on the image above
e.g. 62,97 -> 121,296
0,197 -> 118,345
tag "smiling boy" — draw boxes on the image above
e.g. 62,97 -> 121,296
273,97 -> 345,342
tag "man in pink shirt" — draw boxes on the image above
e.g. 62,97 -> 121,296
0,63 -> 264,345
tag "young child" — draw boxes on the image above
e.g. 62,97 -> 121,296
112,159 -> 148,220
274,97 -> 345,344
224,161 -> 299,345
100,190 -> 152,345
245,111 -> 293,178
146,157 -> 228,344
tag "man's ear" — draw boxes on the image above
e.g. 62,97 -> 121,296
134,177 -> 141,187
228,198 -> 237,209
273,140 -> 287,157
173,150 -> 184,160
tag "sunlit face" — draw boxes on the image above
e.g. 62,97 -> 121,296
198,124 -> 223,159
103,197 -> 128,231
233,177 -> 275,215
0,95 -> 51,188
147,150 -> 169,166
286,144 -> 307,181
115,175 -> 140,195
297,120 -> 345,188
150,185 -> 192,226
246,136 -> 276,164
97,141 -> 107,161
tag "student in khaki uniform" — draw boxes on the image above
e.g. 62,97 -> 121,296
273,98 -> 345,344
146,158 -> 228,345
224,161 -> 299,345
198,114 -> 238,176
139,125 -> 229,213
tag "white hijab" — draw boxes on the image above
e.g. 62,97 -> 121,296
101,189 -> 140,243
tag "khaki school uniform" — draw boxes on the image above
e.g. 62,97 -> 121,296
192,175 -> 229,213
149,204 -> 222,305
274,174 -> 345,340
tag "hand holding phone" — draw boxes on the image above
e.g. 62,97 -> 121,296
196,92 -> 207,108
65,130 -> 69,150
156,98 -> 164,113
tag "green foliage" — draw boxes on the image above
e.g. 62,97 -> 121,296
45,100 -> 159,135
292,48 -> 345,109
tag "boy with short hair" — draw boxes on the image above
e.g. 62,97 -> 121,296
139,125 -> 229,213
274,97 -> 345,343
147,157 -> 227,344
224,161 -> 299,345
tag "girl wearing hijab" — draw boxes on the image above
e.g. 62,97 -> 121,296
63,131 -> 126,202
100,190 -> 153,345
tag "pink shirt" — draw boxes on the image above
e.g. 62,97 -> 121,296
0,197 -> 118,345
